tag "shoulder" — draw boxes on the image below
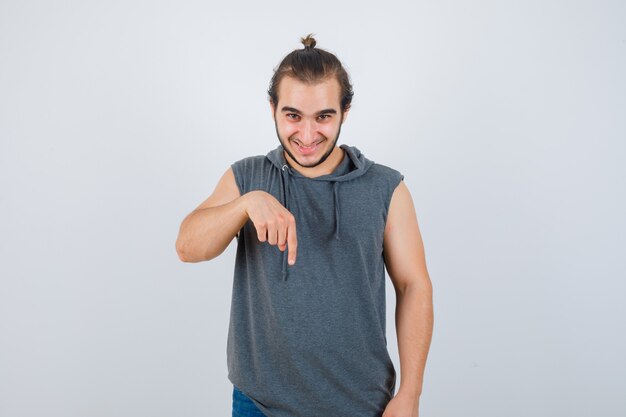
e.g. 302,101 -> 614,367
369,162 -> 404,180
364,162 -> 405,191
230,154 -> 275,194
231,154 -> 267,168
230,154 -> 273,175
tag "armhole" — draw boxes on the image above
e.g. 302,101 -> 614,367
230,161 -> 245,197
383,171 -> 404,229
230,161 -> 246,242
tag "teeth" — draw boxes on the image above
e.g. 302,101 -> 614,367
294,140 -> 320,148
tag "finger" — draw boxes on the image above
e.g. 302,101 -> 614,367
277,217 -> 288,251
267,221 -> 277,245
287,216 -> 298,265
256,223 -> 267,242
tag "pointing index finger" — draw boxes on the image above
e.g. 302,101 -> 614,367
287,217 -> 297,265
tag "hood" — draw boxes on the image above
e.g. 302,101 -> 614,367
265,143 -> 374,281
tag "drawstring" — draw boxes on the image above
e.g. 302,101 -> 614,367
333,182 -> 340,240
280,164 -> 290,281
279,162 -> 341,280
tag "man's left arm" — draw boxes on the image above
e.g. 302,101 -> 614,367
382,180 -> 434,417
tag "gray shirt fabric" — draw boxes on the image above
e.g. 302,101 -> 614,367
227,143 -> 404,417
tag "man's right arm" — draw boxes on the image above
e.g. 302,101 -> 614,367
175,166 -> 246,263
176,166 -> 299,264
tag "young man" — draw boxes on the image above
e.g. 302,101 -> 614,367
176,34 -> 433,417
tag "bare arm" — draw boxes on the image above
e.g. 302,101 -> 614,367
175,167 -> 246,263
382,180 -> 433,415
176,166 -> 299,264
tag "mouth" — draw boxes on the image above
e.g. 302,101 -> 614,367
291,139 -> 325,155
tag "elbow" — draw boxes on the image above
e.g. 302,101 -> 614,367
176,239 -> 190,262
176,238 -> 199,263
175,238 -> 218,263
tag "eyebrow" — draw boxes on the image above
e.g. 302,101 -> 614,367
280,106 -> 337,116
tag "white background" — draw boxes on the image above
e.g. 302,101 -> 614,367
1,1 -> 624,416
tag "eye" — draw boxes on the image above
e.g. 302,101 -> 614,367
318,114 -> 331,121
286,113 -> 300,120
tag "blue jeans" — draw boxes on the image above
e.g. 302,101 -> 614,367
232,385 -> 267,417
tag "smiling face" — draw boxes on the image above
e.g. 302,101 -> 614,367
270,75 -> 349,175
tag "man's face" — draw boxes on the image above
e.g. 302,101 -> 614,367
271,75 -> 348,169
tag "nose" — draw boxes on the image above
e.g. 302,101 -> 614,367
300,118 -> 316,145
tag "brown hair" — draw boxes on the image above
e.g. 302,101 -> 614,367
268,33 -> 354,114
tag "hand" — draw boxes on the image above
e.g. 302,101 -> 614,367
243,190 -> 298,265
382,391 -> 420,417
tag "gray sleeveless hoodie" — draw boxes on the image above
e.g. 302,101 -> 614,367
227,143 -> 404,417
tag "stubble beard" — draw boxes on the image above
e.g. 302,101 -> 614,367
273,118 -> 343,169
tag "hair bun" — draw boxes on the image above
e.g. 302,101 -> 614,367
300,33 -> 317,49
